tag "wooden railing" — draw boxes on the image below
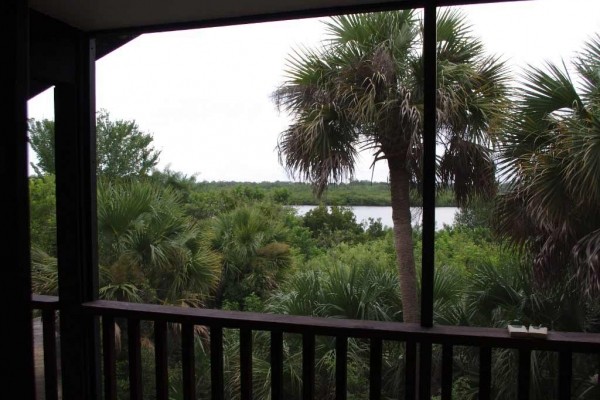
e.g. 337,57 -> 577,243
32,294 -> 60,400
33,295 -> 600,400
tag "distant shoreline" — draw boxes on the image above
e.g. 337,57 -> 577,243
192,180 -> 458,207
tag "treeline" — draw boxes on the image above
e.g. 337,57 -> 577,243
188,179 -> 457,206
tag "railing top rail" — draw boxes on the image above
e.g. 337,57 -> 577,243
32,294 -> 59,310
83,300 -> 600,352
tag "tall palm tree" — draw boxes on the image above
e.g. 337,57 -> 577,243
496,35 -> 600,296
275,10 -> 509,321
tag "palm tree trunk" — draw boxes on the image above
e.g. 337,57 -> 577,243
388,157 -> 420,323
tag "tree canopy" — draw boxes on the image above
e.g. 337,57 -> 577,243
28,109 -> 160,178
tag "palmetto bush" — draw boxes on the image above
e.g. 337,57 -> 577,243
208,205 -> 293,309
97,179 -> 221,306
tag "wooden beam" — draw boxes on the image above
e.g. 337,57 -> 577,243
420,0 -> 437,329
55,32 -> 100,400
0,0 -> 35,398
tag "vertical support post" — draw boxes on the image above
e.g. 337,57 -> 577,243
369,338 -> 382,400
42,309 -> 59,400
240,328 -> 253,400
55,34 -> 99,400
0,0 -> 35,398
421,0 -> 437,329
181,323 -> 196,400
270,330 -> 283,400
420,4 -> 437,398
102,316 -> 117,400
479,347 -> 492,400
302,333 -> 315,400
418,342 -> 432,399
405,341 -> 417,400
441,345 -> 453,400
210,326 -> 224,400
335,336 -> 348,400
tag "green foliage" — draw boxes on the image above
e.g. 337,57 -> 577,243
496,34 -> 600,294
97,179 -> 221,305
209,205 -> 292,309
30,247 -> 58,296
29,174 -> 57,255
28,109 -> 160,178
186,180 -> 456,206
271,239 -> 400,320
28,119 -> 55,176
301,205 -> 364,247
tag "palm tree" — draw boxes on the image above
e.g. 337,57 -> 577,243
275,10 -> 509,322
495,35 -> 600,296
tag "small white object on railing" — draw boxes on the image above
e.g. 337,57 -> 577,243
528,325 -> 548,338
507,323 -> 548,338
507,324 -> 529,337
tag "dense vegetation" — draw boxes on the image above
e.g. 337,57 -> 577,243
164,179 -> 457,206
28,15 -> 600,400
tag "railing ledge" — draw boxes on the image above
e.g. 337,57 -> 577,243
81,299 -> 600,352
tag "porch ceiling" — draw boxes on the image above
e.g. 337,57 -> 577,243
28,0 -> 407,33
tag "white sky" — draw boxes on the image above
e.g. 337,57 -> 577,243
27,0 -> 600,182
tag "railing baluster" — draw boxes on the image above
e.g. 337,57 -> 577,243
479,346 -> 491,400
302,333 -> 315,400
441,344 -> 453,400
270,330 -> 283,400
405,340 -> 416,400
336,336 -> 348,400
558,351 -> 572,399
419,342 -> 433,400
154,321 -> 168,400
42,309 -> 58,400
181,323 -> 196,400
240,328 -> 253,400
518,349 -> 531,400
210,326 -> 224,400
102,316 -> 117,400
369,338 -> 382,400
128,318 -> 143,400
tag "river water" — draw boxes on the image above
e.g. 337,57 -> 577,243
293,205 -> 459,230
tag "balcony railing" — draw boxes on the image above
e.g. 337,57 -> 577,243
32,295 -> 60,400
33,294 -> 600,400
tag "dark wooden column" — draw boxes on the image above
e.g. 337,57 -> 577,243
55,33 -> 100,400
0,0 -> 35,398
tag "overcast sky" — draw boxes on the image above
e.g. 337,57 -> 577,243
27,0 -> 600,182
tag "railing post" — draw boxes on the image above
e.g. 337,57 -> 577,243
302,333 -> 315,400
240,328 -> 253,400
210,326 -> 224,400
369,338 -> 382,400
181,324 -> 196,400
441,345 -> 453,400
479,347 -> 492,400
128,319 -> 143,400
405,341 -> 417,400
102,316 -> 117,400
518,349 -> 530,400
154,321 -> 169,400
335,336 -> 348,400
270,330 -> 284,400
42,310 -> 59,400
558,351 -> 571,399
